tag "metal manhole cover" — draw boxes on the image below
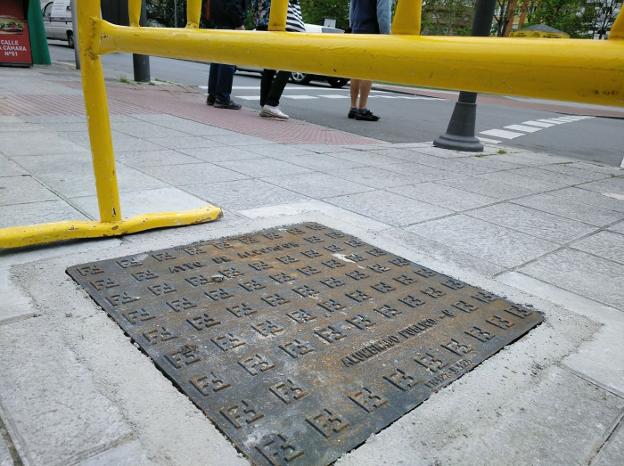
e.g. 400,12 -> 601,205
67,223 -> 543,465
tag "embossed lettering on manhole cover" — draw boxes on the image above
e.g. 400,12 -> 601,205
67,223 -> 543,465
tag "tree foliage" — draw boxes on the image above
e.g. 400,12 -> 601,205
300,0 -> 350,30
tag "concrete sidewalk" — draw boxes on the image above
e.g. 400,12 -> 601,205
1,64 -> 624,466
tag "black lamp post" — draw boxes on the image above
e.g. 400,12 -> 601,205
433,0 -> 497,152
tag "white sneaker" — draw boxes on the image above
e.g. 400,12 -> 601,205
259,105 -> 289,120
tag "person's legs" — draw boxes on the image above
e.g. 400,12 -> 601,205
357,80 -> 372,110
207,63 -> 218,105
265,71 -> 290,107
349,79 -> 360,118
215,64 -> 236,102
260,69 -> 276,107
350,79 -> 360,108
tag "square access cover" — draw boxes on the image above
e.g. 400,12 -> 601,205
67,223 -> 542,465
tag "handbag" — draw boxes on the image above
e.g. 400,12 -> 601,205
286,0 -> 306,32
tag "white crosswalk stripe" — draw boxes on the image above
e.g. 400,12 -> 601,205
477,137 -> 502,144
504,124 -> 542,133
522,120 -> 555,128
480,129 -> 525,139
318,94 -> 350,99
283,95 -> 320,100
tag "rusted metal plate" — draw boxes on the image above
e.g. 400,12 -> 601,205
66,223 -> 543,466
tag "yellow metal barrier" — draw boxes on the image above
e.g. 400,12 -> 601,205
1,0 -> 623,249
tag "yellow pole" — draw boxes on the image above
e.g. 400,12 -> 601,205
97,23 -> 624,107
128,0 -> 141,27
268,0 -> 288,31
392,0 -> 422,35
78,1 -> 122,223
611,7 -> 624,39
187,0 -> 202,28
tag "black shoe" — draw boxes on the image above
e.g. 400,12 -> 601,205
348,107 -> 359,119
214,100 -> 241,110
355,109 -> 380,121
206,94 -> 215,106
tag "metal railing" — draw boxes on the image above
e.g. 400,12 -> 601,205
1,0 -> 622,249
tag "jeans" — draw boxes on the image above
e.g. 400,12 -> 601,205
260,69 -> 290,107
208,63 -> 236,103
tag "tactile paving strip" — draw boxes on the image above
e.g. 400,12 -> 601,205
67,223 -> 543,466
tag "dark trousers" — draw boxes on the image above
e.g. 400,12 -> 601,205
255,24 -> 289,107
260,69 -> 290,107
207,24 -> 236,103
208,63 -> 236,103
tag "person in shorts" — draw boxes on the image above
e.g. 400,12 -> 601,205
348,0 -> 392,121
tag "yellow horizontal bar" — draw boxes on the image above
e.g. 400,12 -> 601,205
96,22 -> 624,107
0,206 -> 222,249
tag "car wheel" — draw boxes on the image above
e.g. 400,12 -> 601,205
290,72 -> 310,85
327,78 -> 349,88
67,31 -> 74,49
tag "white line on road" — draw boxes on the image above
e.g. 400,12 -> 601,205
235,95 -> 260,100
477,137 -> 501,144
318,94 -> 350,99
522,120 -> 555,128
504,124 -> 543,133
537,118 -> 567,125
480,129 -> 525,139
283,95 -> 319,100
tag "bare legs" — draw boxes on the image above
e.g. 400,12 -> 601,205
350,79 -> 372,110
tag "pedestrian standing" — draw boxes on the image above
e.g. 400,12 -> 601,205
348,0 -> 391,121
252,0 -> 306,120
205,0 -> 249,110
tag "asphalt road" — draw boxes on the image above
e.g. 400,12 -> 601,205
49,43 -> 624,167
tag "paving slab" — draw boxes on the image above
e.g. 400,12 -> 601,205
592,419 -> 624,466
331,150 -> 410,167
36,167 -> 167,198
467,202 -> 598,244
383,162 -> 462,182
512,192 -> 624,227
138,162 -> 248,186
0,156 -> 26,177
411,144 -> 503,158
244,144 -> 315,158
178,145 -> 264,163
0,431 -> 12,466
477,169 -> 576,192
111,121 -> 191,140
78,440 -> 155,466
571,230 -> 624,265
208,134 -> 273,146
0,317 -> 133,466
498,271 -> 624,396
12,153 -> 93,175
215,158 -> 313,177
70,187 -> 210,219
183,178 -> 308,211
0,176 -> 58,205
0,131 -> 87,157
328,190 -> 452,227
284,153 -> 367,172
340,367 -> 624,466
580,177 -> 624,197
548,187 -> 624,213
520,248 -> 624,311
609,221 -> 624,234
382,228 -> 507,278
150,136 -> 226,150
540,163 -> 613,182
263,172 -> 374,198
116,149 -> 201,168
132,114 -> 233,137
439,176 -> 536,200
388,182 -> 498,211
0,200 -> 88,228
333,166 -> 424,189
486,151 -> 574,166
407,215 -> 559,269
